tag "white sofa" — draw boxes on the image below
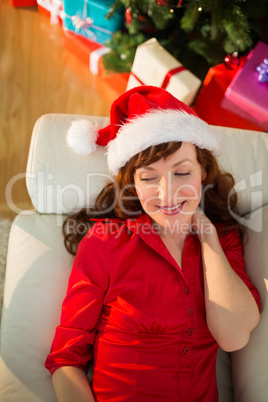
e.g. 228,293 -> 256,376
0,113 -> 267,402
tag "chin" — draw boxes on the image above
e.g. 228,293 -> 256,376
151,206 -> 197,233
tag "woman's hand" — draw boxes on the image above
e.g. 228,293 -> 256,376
52,366 -> 95,402
192,207 -> 260,351
191,207 -> 215,241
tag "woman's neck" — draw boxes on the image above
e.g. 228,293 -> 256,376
153,220 -> 191,248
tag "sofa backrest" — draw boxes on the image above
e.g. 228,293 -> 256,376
26,114 -> 268,216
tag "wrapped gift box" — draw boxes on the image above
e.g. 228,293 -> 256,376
126,38 -> 201,105
10,0 -> 37,6
63,30 -> 110,75
221,41 -> 268,131
63,30 -> 129,91
37,0 -> 63,24
62,0 -> 124,45
192,60 -> 264,132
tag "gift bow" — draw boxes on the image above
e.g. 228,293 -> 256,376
66,11 -> 113,42
256,58 -> 268,83
71,15 -> 94,30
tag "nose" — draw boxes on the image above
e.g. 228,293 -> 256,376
157,175 -> 175,204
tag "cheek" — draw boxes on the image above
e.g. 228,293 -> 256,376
174,178 -> 202,199
135,180 -> 160,200
135,184 -> 155,204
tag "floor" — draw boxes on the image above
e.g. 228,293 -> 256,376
0,0 -> 123,218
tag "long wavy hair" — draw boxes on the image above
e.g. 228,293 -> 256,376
63,142 -> 245,255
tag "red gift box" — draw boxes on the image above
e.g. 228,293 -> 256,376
221,41 -> 268,131
63,30 -> 111,75
192,60 -> 264,132
63,30 -> 129,95
10,0 -> 37,6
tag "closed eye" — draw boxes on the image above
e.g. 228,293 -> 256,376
174,172 -> 191,176
140,177 -> 158,181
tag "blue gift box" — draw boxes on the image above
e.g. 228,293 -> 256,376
63,0 -> 124,44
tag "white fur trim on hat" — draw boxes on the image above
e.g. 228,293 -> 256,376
107,109 -> 221,176
66,119 -> 99,155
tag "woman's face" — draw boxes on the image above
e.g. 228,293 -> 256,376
134,142 -> 205,235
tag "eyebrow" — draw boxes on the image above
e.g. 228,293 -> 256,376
139,158 -> 193,171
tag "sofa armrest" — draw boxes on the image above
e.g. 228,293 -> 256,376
231,205 -> 268,402
0,213 -> 73,402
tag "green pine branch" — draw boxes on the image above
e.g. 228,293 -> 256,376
102,0 -> 268,75
102,32 -> 146,73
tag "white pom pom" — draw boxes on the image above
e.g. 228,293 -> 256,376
66,119 -> 99,155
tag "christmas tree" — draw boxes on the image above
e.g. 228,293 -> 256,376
103,0 -> 268,79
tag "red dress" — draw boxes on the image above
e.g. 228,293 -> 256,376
45,214 -> 260,401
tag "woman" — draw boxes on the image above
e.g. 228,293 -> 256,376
45,86 -> 260,401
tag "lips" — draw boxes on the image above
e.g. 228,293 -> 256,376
157,201 -> 186,215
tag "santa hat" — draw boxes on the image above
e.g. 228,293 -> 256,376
67,86 -> 221,176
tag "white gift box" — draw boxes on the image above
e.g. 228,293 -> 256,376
126,38 -> 202,106
37,0 -> 63,24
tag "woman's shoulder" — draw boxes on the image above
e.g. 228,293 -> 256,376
214,222 -> 243,250
81,213 -> 149,243
77,219 -> 126,250
90,218 -> 126,236
74,218 -> 128,263
75,214 -> 150,261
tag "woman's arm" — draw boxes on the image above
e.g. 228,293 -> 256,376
45,223 -> 109,376
52,367 -> 95,402
192,208 -> 260,352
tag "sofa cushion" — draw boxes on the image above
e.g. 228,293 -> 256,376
26,114 -> 110,214
216,348 -> 234,402
215,126 -> 268,217
231,205 -> 268,401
